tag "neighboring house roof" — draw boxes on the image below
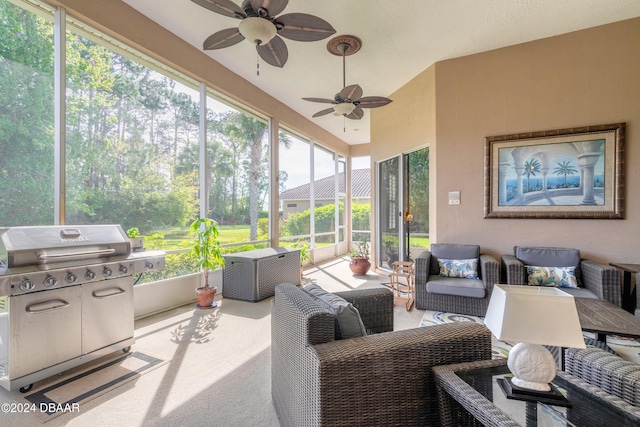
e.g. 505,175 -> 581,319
280,169 -> 370,200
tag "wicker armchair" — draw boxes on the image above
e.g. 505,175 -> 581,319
414,244 -> 500,316
501,246 -> 621,306
271,283 -> 492,427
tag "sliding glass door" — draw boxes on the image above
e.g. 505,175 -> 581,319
377,147 -> 429,270
405,147 -> 430,260
377,157 -> 400,269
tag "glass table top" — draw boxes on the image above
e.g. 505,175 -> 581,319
458,364 -> 640,426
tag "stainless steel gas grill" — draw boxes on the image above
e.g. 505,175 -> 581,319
0,224 -> 165,392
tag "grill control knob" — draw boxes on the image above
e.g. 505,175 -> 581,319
43,275 -> 57,288
20,279 -> 35,292
119,265 -> 128,274
66,272 -> 78,284
145,261 -> 154,270
103,267 -> 112,278
85,270 -> 96,280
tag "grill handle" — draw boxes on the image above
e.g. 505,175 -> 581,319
38,248 -> 116,261
92,287 -> 126,298
26,299 -> 70,313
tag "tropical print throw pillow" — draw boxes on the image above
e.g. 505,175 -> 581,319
526,265 -> 578,288
438,258 -> 479,279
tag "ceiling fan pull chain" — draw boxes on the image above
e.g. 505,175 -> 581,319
256,48 -> 260,76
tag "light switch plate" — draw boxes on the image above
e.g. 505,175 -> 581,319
449,191 -> 460,205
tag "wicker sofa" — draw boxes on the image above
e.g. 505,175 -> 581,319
271,282 -> 492,427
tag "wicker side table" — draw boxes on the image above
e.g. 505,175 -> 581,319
434,358 -> 640,427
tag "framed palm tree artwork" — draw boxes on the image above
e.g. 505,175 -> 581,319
483,123 -> 625,219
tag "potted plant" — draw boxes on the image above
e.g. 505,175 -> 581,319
348,240 -> 371,276
126,227 -> 145,252
189,218 -> 225,308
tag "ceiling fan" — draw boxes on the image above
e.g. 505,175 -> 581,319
192,0 -> 336,71
303,35 -> 392,128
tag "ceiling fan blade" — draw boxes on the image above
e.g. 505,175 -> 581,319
276,13 -> 336,42
249,0 -> 288,17
257,35 -> 288,67
203,28 -> 245,50
191,0 -> 246,19
346,107 -> 364,120
302,97 -> 336,104
356,96 -> 393,108
339,84 -> 363,102
312,107 -> 335,118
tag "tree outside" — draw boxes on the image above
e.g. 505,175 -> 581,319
0,0 -> 349,284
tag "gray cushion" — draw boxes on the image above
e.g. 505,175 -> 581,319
426,275 -> 486,298
514,246 -> 583,285
429,244 -> 480,276
302,284 -> 367,339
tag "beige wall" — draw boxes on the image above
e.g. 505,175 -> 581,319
282,200 -> 311,218
371,17 -> 640,265
370,65 -> 436,161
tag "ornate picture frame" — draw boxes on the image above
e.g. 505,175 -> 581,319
484,123 -> 625,219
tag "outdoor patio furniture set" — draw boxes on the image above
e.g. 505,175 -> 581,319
269,244 -> 638,425
414,244 -> 623,317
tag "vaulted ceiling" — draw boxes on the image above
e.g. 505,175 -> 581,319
123,0 -> 640,145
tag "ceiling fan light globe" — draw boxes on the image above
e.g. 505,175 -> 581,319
238,17 -> 277,45
333,102 -> 356,115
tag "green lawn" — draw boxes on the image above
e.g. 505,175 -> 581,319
144,224 -> 428,252
144,224 -> 252,250
217,225 -> 253,243
411,236 -> 430,248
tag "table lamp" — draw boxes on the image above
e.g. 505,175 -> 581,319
484,284 -> 586,404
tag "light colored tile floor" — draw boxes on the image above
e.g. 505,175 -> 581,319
0,257 -> 425,426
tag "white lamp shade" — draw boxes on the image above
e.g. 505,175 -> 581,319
238,17 -> 277,45
333,103 -> 356,115
484,284 -> 586,349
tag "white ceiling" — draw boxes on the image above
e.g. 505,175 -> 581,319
123,0 -> 640,145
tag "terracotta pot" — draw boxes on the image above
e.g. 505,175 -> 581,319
196,286 -> 217,307
349,258 -> 371,276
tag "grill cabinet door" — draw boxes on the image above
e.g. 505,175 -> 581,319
82,277 -> 134,354
10,285 -> 82,379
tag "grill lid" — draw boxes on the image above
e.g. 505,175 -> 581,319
0,225 -> 130,268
